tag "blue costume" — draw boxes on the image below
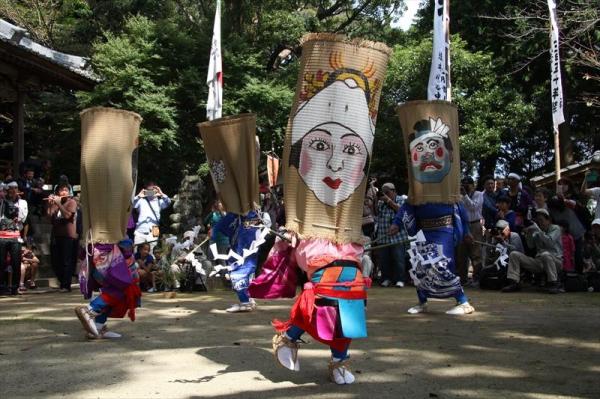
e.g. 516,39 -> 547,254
211,211 -> 264,305
394,203 -> 470,305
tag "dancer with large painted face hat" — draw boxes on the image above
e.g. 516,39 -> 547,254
250,33 -> 390,384
75,107 -> 143,339
389,0 -> 474,316
198,114 -> 269,313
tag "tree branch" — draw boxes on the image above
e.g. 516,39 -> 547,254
334,0 -> 373,32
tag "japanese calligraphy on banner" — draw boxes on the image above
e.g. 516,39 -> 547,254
547,0 -> 565,131
427,0 -> 450,102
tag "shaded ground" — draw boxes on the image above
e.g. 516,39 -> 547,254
1,287 -> 599,399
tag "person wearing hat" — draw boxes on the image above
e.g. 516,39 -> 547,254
504,173 -> 532,234
457,176 -> 484,284
491,219 -> 524,254
502,208 -> 562,294
375,182 -> 408,287
479,219 -> 524,290
0,181 -> 28,295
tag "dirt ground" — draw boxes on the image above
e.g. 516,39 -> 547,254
1,286 -> 599,399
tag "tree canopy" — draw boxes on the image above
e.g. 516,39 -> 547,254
0,0 -> 597,191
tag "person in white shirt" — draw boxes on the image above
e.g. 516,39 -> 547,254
132,181 -> 171,253
457,176 -> 484,285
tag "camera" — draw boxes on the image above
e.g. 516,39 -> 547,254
144,188 -> 156,197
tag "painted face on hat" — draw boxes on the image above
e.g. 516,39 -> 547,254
409,118 -> 452,184
291,72 -> 374,207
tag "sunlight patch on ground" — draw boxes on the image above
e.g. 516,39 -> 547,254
494,331 -> 600,351
429,365 -> 527,378
446,389 -> 587,399
371,348 -> 454,362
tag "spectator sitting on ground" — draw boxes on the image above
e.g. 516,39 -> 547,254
135,243 -> 158,293
496,195 -> 516,232
502,208 -> 562,294
582,221 -> 600,272
133,181 -> 171,254
581,169 -> 600,220
19,244 -> 39,291
491,219 -> 524,255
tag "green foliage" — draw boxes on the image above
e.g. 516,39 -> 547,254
375,34 -> 534,183
78,16 -> 178,150
2,0 -> 596,194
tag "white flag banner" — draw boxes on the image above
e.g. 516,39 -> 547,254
427,0 -> 450,101
206,0 -> 222,121
547,0 -> 565,131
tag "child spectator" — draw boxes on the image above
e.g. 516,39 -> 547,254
135,243 -> 157,292
496,195 -> 516,232
559,221 -> 575,272
19,244 -> 40,291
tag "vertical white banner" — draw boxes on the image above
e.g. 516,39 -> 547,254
547,0 -> 565,131
206,0 -> 222,121
427,0 -> 450,101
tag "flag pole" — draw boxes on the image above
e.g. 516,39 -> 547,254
547,0 -> 565,184
554,128 -> 561,182
445,0 -> 451,101
427,0 -> 451,102
206,0 -> 222,121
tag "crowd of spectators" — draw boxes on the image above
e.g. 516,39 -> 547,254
4,158 -> 600,297
362,172 -> 600,294
455,172 -> 600,293
0,162 -> 81,295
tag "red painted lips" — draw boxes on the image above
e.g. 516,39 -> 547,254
323,177 -> 342,189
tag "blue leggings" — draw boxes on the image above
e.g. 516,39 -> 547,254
236,288 -> 250,303
286,325 -> 349,360
90,295 -> 109,324
417,288 -> 468,305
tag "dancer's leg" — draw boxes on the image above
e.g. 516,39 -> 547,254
329,341 -> 355,384
408,289 -> 428,314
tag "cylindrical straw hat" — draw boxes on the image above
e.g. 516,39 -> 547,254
197,113 -> 260,215
396,100 -> 461,205
80,107 -> 141,243
283,33 -> 391,243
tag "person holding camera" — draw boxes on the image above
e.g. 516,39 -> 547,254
0,181 -> 28,295
133,181 -> 171,253
502,208 -> 562,294
375,182 -> 407,287
47,184 -> 78,292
